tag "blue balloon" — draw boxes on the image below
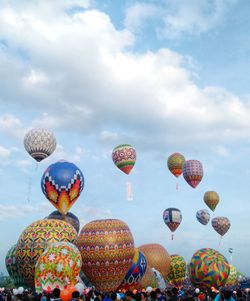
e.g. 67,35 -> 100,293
41,160 -> 84,215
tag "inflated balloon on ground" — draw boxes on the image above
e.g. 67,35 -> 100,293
5,244 -> 26,287
112,144 -> 136,175
47,210 -> 80,234
77,219 -> 135,292
24,128 -> 56,162
16,219 -> 77,288
189,248 -> 230,288
225,265 -> 238,286
35,242 -> 82,293
119,249 -> 147,290
138,244 -> 171,279
167,255 -> 186,287
139,266 -> 158,289
183,160 -> 203,188
41,161 -> 84,215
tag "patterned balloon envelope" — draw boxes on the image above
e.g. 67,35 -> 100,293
166,255 -> 186,287
163,208 -> 182,238
138,244 -> 171,279
225,265 -> 238,287
119,249 -> 147,290
189,248 -> 230,288
212,217 -> 231,236
24,128 -> 56,162
204,191 -> 220,212
35,242 -> 82,293
77,219 -> 135,292
196,209 -> 210,225
112,144 -> 136,175
16,219 -> 77,288
138,265 -> 158,289
41,161 -> 84,215
183,160 -> 203,188
47,210 -> 80,234
167,153 -> 185,178
5,244 -> 26,287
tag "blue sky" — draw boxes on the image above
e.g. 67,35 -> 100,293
0,0 -> 250,277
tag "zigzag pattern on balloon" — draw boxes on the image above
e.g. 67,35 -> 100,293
189,248 -> 230,288
16,220 -> 77,288
77,219 -> 135,292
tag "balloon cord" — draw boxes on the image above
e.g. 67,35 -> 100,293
35,162 -> 38,171
176,181 -> 179,190
126,181 -> 133,201
219,236 -> 222,247
171,234 -> 174,240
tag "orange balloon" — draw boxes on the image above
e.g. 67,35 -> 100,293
60,286 -> 76,301
138,244 -> 171,279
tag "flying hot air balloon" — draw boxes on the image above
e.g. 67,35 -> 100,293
183,160 -> 203,188
211,217 -> 231,237
204,191 -> 220,211
196,209 -> 210,225
167,153 -> 185,178
24,128 -> 56,162
112,144 -> 136,175
41,161 -> 84,215
163,208 -> 182,240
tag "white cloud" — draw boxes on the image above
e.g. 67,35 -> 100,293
0,1 -> 249,154
0,114 -> 26,139
0,146 -> 11,158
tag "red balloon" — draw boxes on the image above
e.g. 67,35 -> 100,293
60,286 -> 76,301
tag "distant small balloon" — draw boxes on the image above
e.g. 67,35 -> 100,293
212,217 -> 231,236
112,144 -> 136,175
167,153 -> 185,178
196,209 -> 210,225
163,208 -> 182,235
204,191 -> 220,211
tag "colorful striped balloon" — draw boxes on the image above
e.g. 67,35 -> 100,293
183,160 -> 203,188
189,248 -> 230,288
112,144 -> 136,175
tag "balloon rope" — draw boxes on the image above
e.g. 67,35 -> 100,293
176,181 -> 179,190
171,233 -> 174,240
35,162 -> 38,171
218,236 -> 223,247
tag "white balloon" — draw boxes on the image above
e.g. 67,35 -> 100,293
75,283 -> 85,294
195,288 -> 200,294
18,287 -> 24,294
146,286 -> 153,293
13,289 -> 18,295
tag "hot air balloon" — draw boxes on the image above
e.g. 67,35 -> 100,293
16,219 -> 77,288
46,210 -> 80,234
183,160 -> 203,188
119,249 -> 147,290
5,244 -> 26,287
167,153 -> 185,178
225,265 -> 238,287
41,161 -> 84,215
112,144 -> 136,175
24,128 -> 56,162
35,242 -> 82,293
166,255 -> 186,287
189,248 -> 230,288
196,209 -> 210,225
204,191 -> 220,211
211,217 -> 231,236
138,244 -> 171,279
163,208 -> 182,239
77,219 -> 135,292
138,266 -> 158,289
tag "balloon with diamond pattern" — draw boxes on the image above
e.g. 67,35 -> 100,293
183,160 -> 203,188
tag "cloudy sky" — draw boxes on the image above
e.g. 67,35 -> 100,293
0,0 -> 250,276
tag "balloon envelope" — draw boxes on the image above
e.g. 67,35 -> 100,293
139,266 -> 158,289
138,244 -> 171,279
41,161 -> 84,215
225,265 -> 238,287
24,128 -> 56,162
166,255 -> 186,287
189,248 -> 230,288
77,219 -> 135,292
163,208 -> 182,233
211,217 -> 231,236
16,219 -> 77,288
196,209 -> 210,226
183,160 -> 203,188
5,244 -> 26,287
204,191 -> 220,211
167,153 -> 185,178
47,210 -> 80,234
119,249 -> 147,290
35,242 -> 82,293
112,144 -> 136,175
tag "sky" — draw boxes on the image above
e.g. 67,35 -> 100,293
0,0 -> 250,277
